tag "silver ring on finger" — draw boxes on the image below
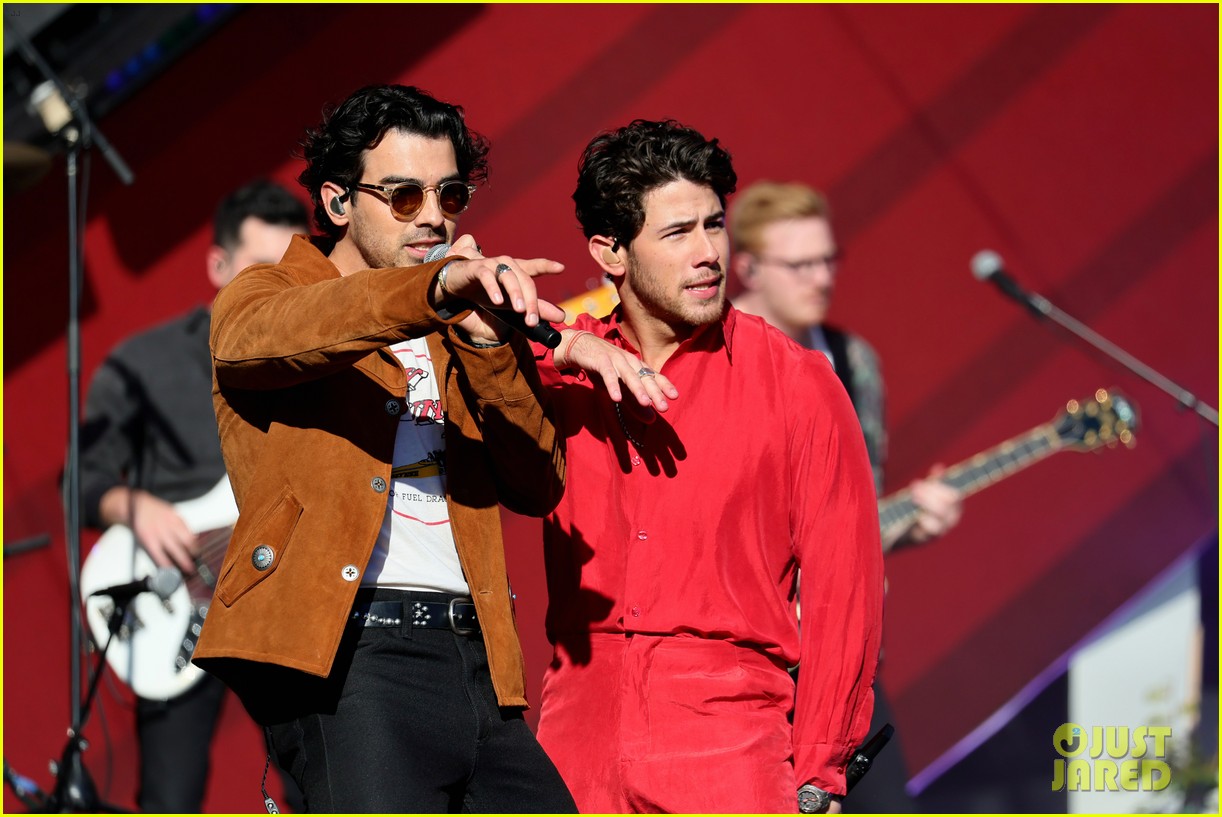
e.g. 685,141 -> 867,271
637,367 -> 656,378
495,263 -> 512,278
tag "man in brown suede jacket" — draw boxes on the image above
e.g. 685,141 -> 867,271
193,84 -> 576,812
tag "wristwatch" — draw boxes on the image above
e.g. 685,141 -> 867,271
797,784 -> 831,814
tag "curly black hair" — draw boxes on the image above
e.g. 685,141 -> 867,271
573,119 -> 737,246
297,84 -> 490,239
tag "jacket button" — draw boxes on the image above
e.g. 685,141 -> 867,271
385,399 -> 402,416
252,545 -> 274,571
341,564 -> 360,582
371,476 -> 387,493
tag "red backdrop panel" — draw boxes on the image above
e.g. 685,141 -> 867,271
4,5 -> 1216,811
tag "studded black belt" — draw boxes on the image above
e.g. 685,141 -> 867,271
349,596 -> 481,636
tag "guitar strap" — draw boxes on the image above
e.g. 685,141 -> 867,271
822,324 -> 858,410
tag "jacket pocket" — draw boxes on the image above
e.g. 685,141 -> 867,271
215,486 -> 303,607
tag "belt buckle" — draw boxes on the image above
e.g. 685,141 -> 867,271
447,597 -> 477,636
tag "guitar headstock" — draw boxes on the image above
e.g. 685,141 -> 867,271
1053,388 -> 1139,452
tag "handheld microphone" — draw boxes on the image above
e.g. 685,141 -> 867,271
970,250 -> 1051,318
846,723 -> 895,792
90,566 -> 182,603
425,244 -> 563,348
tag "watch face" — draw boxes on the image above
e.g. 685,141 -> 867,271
797,786 -> 829,813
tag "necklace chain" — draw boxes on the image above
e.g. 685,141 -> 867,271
613,401 -> 645,449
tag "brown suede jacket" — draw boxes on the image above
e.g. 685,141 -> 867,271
192,235 -> 565,708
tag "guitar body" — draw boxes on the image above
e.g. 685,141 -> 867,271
79,477 -> 237,701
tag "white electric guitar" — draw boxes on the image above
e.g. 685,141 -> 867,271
79,476 -> 237,701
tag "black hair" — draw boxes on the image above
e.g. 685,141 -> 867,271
573,119 -> 737,245
212,179 -> 309,249
297,84 -> 490,239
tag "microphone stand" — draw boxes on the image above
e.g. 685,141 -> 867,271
43,599 -> 136,813
987,268 -> 1218,427
7,24 -> 134,186
6,23 -> 134,813
2,597 -> 135,813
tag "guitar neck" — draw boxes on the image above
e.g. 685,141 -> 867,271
878,422 -> 1064,549
185,526 -> 232,598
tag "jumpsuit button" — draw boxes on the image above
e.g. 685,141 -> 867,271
385,399 -> 403,416
371,476 -> 387,493
637,530 -> 648,541
631,606 -> 641,617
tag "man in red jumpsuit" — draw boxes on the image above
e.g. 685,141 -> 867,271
533,119 -> 885,814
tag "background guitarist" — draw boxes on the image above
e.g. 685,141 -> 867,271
76,180 -> 308,812
730,180 -> 964,812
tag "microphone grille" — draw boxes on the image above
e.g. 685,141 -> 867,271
424,243 -> 451,264
970,249 -> 1003,281
148,566 -> 183,600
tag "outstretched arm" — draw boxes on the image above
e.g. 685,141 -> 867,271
425,233 -> 567,346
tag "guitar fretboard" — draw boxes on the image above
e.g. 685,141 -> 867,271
878,423 -> 1062,550
184,526 -> 231,599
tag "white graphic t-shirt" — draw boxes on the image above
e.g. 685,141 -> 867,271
364,336 -> 469,594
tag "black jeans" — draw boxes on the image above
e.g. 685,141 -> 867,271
135,673 -> 225,812
240,589 -> 575,813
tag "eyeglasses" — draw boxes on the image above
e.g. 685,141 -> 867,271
756,251 -> 841,276
351,180 -> 477,220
